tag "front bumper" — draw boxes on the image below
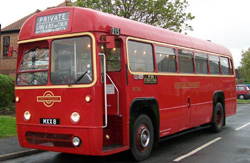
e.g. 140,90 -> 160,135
17,124 -> 103,156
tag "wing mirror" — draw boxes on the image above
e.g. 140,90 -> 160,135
8,46 -> 17,57
8,46 -> 13,57
106,36 -> 115,49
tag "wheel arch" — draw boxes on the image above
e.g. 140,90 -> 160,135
213,91 -> 225,125
129,98 -> 160,146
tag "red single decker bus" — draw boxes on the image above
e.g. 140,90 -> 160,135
14,7 -> 236,161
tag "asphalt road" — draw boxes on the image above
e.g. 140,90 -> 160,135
4,104 -> 250,163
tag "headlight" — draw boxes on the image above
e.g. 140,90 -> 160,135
24,111 -> 31,121
72,136 -> 81,147
71,112 -> 80,123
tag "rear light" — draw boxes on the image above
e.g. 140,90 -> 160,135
71,112 -> 80,123
24,111 -> 31,121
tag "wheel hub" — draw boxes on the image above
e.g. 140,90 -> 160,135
140,128 -> 150,148
136,124 -> 151,152
216,109 -> 222,126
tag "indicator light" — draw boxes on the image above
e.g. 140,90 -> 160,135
85,95 -> 92,103
16,96 -> 20,103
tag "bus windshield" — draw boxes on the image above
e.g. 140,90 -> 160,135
17,48 -> 49,86
51,36 -> 93,85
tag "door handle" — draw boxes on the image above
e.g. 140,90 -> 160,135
187,97 -> 191,108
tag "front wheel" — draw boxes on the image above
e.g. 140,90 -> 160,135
131,114 -> 154,161
211,103 -> 224,133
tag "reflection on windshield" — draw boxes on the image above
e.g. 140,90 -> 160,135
17,72 -> 48,85
17,48 -> 49,86
19,48 -> 49,71
51,37 -> 93,85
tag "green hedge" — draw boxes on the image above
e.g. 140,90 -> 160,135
0,74 -> 15,108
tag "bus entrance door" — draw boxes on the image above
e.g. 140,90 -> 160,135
100,39 -> 124,150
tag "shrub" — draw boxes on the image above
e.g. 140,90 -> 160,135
0,103 -> 15,115
0,74 -> 15,108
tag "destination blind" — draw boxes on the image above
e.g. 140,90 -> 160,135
35,12 -> 69,34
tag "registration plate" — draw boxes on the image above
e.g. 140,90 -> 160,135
40,118 -> 60,125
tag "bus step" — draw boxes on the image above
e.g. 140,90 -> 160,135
103,115 -> 123,146
103,144 -> 124,151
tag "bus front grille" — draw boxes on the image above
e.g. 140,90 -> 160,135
25,132 -> 74,148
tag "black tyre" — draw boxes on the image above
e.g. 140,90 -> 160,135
211,103 -> 224,133
239,95 -> 245,100
131,114 -> 154,161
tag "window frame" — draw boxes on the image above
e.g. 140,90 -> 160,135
16,43 -> 49,86
3,36 -> 10,57
177,49 -> 195,74
100,38 -> 122,72
194,52 -> 209,74
220,56 -> 230,75
229,58 -> 234,75
127,40 -> 155,72
50,36 -> 94,85
155,45 -> 177,73
19,48 -> 49,72
209,55 -> 220,75
126,37 -> 234,77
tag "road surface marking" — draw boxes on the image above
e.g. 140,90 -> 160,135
235,122 -> 250,131
173,137 -> 222,162
237,105 -> 245,108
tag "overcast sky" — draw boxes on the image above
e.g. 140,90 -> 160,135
0,0 -> 64,28
187,0 -> 250,68
0,0 -> 249,68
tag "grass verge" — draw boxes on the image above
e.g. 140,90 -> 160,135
0,116 -> 17,138
237,99 -> 250,104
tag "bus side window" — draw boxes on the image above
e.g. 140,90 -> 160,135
156,46 -> 176,73
195,53 -> 208,74
128,40 -> 154,72
209,55 -> 220,75
220,57 -> 230,75
178,49 -> 194,73
101,40 -> 121,72
229,59 -> 234,75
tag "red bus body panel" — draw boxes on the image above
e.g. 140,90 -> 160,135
19,7 -> 232,57
16,7 -> 236,156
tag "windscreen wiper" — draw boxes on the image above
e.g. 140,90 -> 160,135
68,71 -> 88,86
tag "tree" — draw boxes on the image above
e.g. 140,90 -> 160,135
239,48 -> 250,82
73,0 -> 195,33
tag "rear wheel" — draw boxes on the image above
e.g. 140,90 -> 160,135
239,95 -> 245,100
131,114 -> 154,161
211,103 -> 224,133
